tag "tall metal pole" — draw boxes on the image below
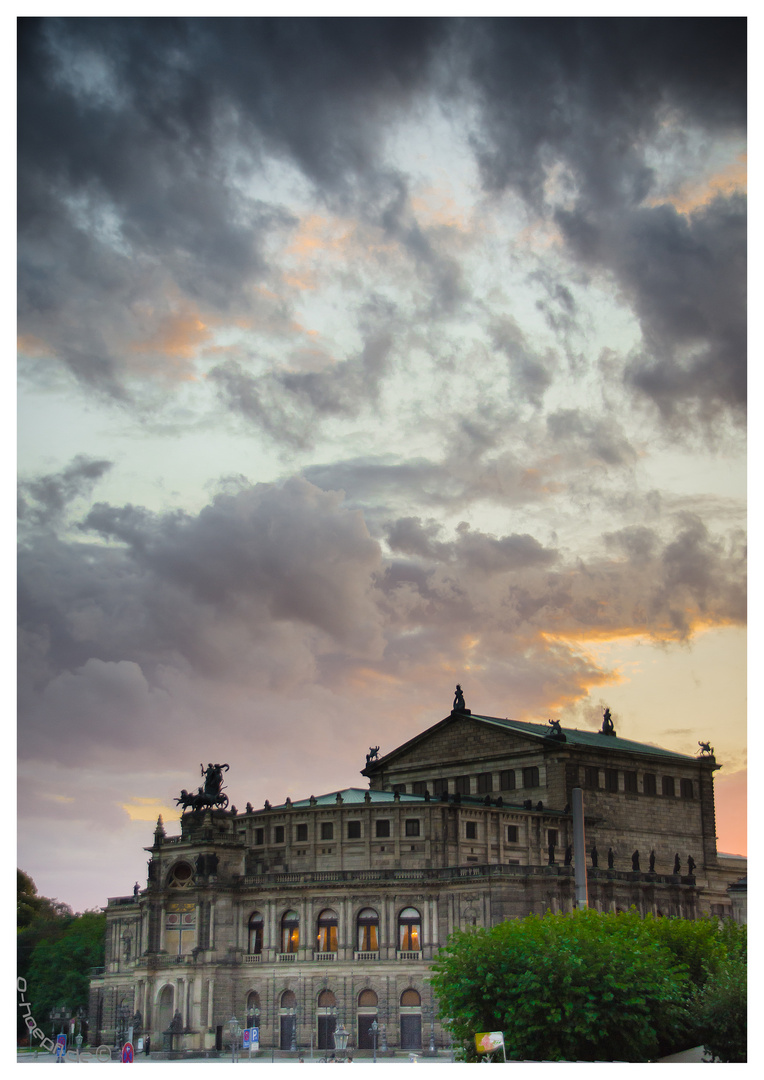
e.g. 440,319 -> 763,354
572,787 -> 588,909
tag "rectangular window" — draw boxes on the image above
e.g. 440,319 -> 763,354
477,772 -> 493,794
347,820 -> 362,839
375,819 -> 391,838
295,823 -> 308,842
547,829 -> 558,847
455,775 -> 471,796
412,781 -> 428,796
506,825 -> 519,843
605,769 -> 619,793
273,825 -> 285,844
499,769 -> 516,790
392,783 -> 407,794
465,821 -> 477,840
320,822 -> 334,840
584,766 -> 599,789
405,819 -> 420,837
662,776 -> 676,797
624,771 -> 638,794
522,766 -> 540,788
254,828 -> 264,846
433,777 -> 449,796
643,773 -> 657,796
680,778 -> 694,799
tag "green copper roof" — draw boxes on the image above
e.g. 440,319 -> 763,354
270,787 -> 425,811
470,714 -> 699,761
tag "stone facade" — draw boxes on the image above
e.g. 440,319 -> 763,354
89,704 -> 743,1055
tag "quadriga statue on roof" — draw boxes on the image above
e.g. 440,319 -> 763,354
175,763 -> 230,813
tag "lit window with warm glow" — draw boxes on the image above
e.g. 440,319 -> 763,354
357,908 -> 379,951
281,910 -> 299,953
398,906 -> 421,951
316,908 -> 338,952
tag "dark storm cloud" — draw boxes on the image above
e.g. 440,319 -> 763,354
18,17 -> 745,424
18,462 -> 745,768
461,18 -> 746,423
18,455 -> 113,527
17,17 -> 447,392
209,319 -> 396,449
385,517 -> 558,574
464,18 -> 745,207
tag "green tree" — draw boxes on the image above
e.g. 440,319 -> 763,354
26,911 -> 106,1040
431,908 -> 693,1062
693,923 -> 746,1062
17,870 -> 105,1046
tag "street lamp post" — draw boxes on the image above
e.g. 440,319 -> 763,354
371,1019 -> 378,1063
333,1019 -> 349,1063
229,1015 -> 241,1063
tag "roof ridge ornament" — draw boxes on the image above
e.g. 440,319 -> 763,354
452,684 -> 471,715
546,718 -> 567,742
601,708 -> 616,736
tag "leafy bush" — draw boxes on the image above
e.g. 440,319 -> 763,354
693,934 -> 746,1062
431,908 -> 692,1062
641,914 -> 727,989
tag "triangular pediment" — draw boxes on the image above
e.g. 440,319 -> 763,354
364,713 -> 543,776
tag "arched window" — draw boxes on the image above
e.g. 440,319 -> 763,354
248,912 -> 264,955
358,989 -> 378,1007
357,908 -> 379,952
281,910 -> 299,953
401,989 -> 421,1006
316,908 -> 338,953
398,907 -> 421,952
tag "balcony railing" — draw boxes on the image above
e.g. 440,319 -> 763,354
397,950 -> 422,961
354,951 -> 379,961
244,954 -> 262,963
313,951 -> 337,961
278,952 -> 297,962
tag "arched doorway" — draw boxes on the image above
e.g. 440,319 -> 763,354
279,989 -> 297,1051
400,988 -> 421,1050
316,989 -> 336,1051
246,991 -> 261,1033
357,989 -> 378,1050
156,985 -> 174,1037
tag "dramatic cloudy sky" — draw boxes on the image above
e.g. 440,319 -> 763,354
17,16 -> 746,912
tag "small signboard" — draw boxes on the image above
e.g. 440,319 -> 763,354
122,1042 -> 134,1062
242,1028 -> 251,1049
251,1026 -> 259,1048
475,1031 -> 506,1060
55,1034 -> 67,1059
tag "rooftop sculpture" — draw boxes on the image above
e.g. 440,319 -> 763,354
175,762 -> 230,813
